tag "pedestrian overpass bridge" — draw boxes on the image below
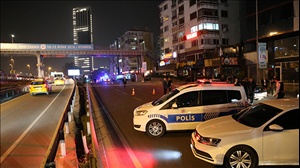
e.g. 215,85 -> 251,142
0,43 -> 148,77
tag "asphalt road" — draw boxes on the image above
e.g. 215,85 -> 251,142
0,83 -> 74,167
90,80 -> 298,168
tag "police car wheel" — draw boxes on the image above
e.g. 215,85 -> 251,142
146,119 -> 166,137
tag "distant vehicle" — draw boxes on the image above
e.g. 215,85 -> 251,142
133,83 -> 249,137
115,74 -> 124,80
54,77 -> 65,86
143,75 -> 151,81
29,78 -> 52,95
254,86 -> 268,100
191,98 -> 299,167
53,72 -> 64,78
98,73 -> 110,82
48,72 -> 64,84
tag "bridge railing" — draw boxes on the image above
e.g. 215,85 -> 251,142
0,84 -> 30,103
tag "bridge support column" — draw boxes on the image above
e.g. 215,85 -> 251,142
36,54 -> 44,78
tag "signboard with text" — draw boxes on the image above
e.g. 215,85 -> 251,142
0,43 -> 94,51
258,43 -> 267,69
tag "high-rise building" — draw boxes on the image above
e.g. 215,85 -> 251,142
72,6 -> 93,76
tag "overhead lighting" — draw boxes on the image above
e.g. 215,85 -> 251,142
269,32 -> 278,36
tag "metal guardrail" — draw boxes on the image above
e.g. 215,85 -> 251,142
0,85 -> 30,103
42,83 -> 76,168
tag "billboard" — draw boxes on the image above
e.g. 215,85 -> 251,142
68,69 -> 80,76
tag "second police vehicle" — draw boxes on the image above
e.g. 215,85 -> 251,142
133,83 -> 249,137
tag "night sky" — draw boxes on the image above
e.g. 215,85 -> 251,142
0,1 -> 161,75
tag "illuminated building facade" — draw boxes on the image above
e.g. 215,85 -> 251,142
158,0 -> 298,88
73,6 -> 94,76
158,0 -> 241,80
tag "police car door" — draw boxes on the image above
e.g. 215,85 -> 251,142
201,90 -> 229,121
161,91 -> 201,130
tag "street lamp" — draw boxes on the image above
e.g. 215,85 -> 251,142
27,64 -> 31,76
9,64 -> 13,74
11,34 -> 15,43
48,67 -> 52,77
10,58 -> 14,65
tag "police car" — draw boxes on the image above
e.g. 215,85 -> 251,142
133,83 -> 249,137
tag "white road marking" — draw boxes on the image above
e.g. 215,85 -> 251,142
0,85 -> 65,163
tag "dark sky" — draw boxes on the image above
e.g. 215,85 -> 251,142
0,1 -> 161,75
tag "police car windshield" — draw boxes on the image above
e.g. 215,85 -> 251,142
152,89 -> 180,106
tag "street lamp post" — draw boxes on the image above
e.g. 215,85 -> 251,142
48,67 -> 52,77
10,58 -> 14,74
27,64 -> 31,76
9,64 -> 13,74
11,34 -> 15,43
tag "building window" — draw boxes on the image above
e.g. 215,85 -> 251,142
191,39 -> 198,47
178,5 -> 184,15
221,10 -> 228,17
274,37 -> 299,58
172,10 -> 177,19
190,11 -> 197,20
190,0 -> 196,7
179,43 -> 185,50
191,26 -> 198,33
222,38 -> 229,45
179,18 -> 185,25
221,24 -> 229,32
165,48 -> 170,53
213,39 -> 219,45
164,4 -> 168,10
164,25 -> 169,32
172,21 -> 178,27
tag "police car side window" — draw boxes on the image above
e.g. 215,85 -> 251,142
176,91 -> 199,108
227,90 -> 242,102
202,90 -> 227,106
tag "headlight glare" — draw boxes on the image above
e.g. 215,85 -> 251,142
194,131 -> 221,147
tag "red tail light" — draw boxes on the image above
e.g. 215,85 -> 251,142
44,84 -> 47,88
245,100 -> 250,107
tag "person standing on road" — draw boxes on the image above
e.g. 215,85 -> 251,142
167,77 -> 173,92
270,75 -> 276,95
273,76 -> 285,99
248,77 -> 257,104
123,76 -> 127,87
163,77 -> 168,95
241,77 -> 250,101
261,76 -> 269,91
234,77 -> 241,86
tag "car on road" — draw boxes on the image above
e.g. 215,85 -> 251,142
29,78 -> 52,95
190,98 -> 299,168
54,77 -> 65,86
133,83 -> 249,137
254,86 -> 268,100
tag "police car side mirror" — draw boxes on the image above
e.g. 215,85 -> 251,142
172,103 -> 178,109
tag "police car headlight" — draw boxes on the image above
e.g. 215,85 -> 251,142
194,131 -> 221,147
135,110 -> 148,116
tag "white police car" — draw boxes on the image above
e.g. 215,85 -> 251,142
133,83 -> 249,137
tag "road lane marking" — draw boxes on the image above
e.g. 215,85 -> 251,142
0,85 -> 65,163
